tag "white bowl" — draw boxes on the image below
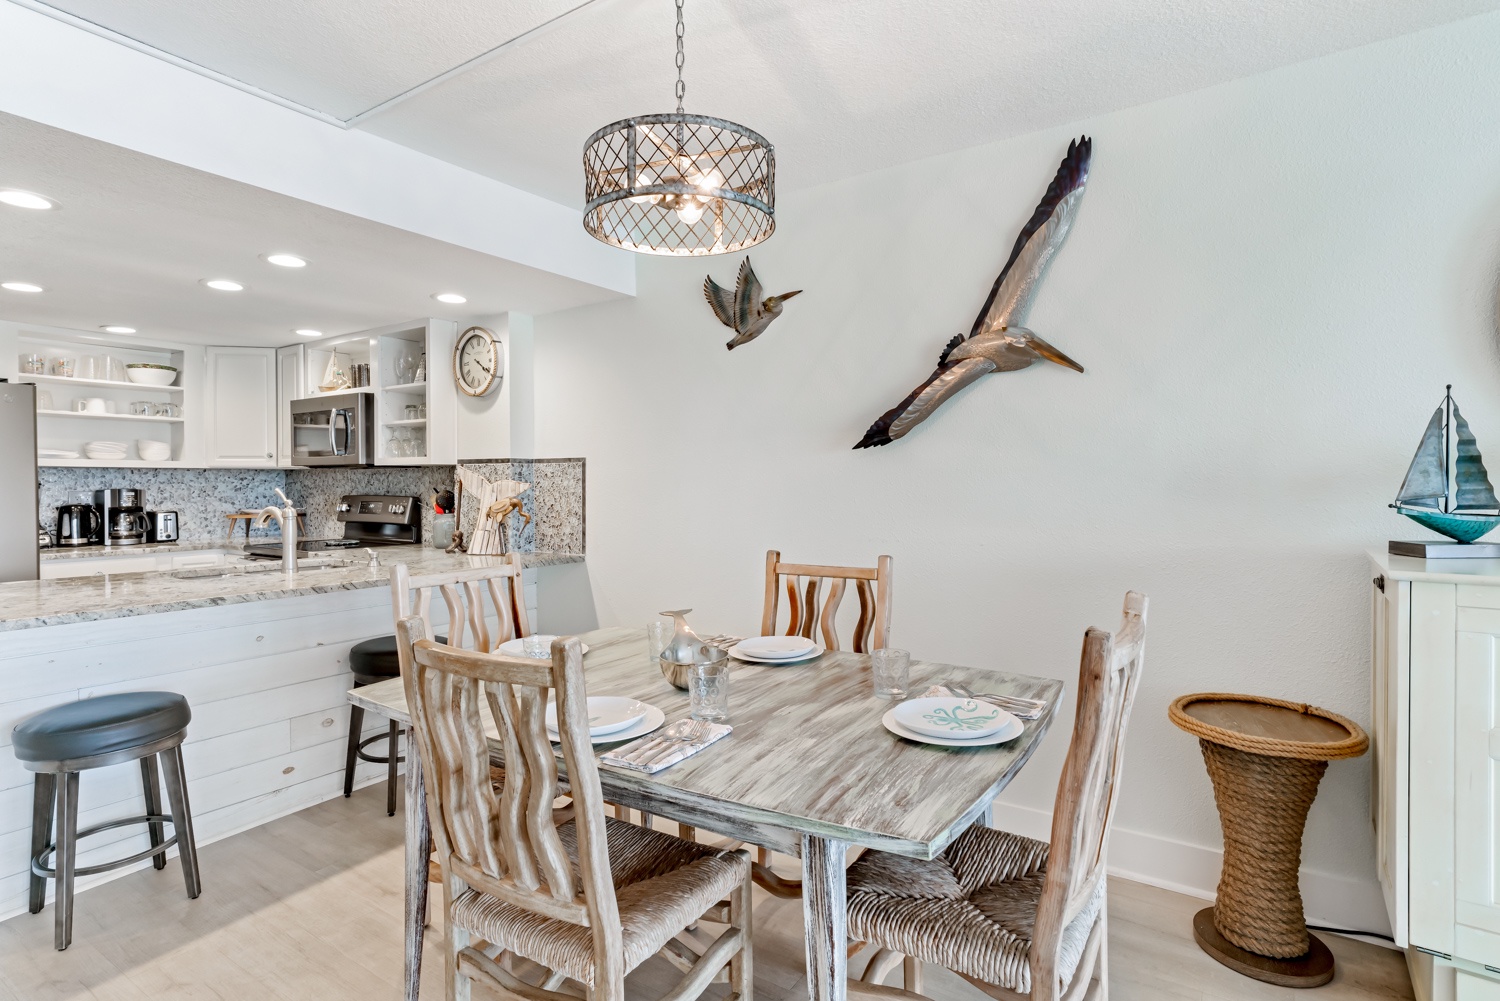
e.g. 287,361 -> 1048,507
137,440 -> 170,461
125,365 -> 177,386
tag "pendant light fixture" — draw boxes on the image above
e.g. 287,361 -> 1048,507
582,0 -> 775,256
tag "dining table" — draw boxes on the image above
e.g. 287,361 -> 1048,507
348,625 -> 1065,1001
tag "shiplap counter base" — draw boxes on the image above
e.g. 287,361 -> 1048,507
0,581 -> 535,923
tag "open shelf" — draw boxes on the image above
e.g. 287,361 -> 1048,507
384,381 -> 427,393
26,374 -> 184,394
38,409 -> 184,424
39,458 -> 185,468
383,418 -> 427,427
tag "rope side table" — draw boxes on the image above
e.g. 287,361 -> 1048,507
1169,693 -> 1368,989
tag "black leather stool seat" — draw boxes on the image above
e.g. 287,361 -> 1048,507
350,634 -> 444,685
14,692 -> 191,763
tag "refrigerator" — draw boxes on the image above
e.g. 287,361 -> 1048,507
0,382 -> 39,582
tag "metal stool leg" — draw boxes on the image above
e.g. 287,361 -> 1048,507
53,771 -> 79,951
160,745 -> 200,899
140,754 -> 167,871
386,720 -> 400,817
345,703 -> 365,798
28,773 -> 56,914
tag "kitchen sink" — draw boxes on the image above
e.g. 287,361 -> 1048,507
170,557 -> 355,579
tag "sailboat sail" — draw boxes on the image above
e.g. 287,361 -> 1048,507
1395,404 -> 1448,509
1451,403 -> 1500,512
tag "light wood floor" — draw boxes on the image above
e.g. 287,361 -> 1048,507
0,784 -> 1413,1001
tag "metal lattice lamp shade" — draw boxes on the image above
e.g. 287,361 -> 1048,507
583,113 -> 775,256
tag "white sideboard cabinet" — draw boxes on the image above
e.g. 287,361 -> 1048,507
1372,551 -> 1500,1001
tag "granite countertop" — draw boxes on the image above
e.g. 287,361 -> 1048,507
41,541 -> 237,560
1,545 -> 584,631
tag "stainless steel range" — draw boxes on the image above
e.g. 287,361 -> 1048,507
245,494 -> 421,559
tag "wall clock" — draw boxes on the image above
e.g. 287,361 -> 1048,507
454,325 -> 502,397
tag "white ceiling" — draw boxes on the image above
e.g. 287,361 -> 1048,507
26,0 -> 1500,205
0,111 -> 623,346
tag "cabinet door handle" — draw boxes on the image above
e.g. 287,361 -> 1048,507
1489,728 -> 1500,760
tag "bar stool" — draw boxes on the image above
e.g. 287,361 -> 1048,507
14,691 -> 201,951
344,634 -> 441,817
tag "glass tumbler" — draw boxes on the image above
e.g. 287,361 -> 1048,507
870,648 -> 911,700
646,620 -> 673,664
690,660 -> 731,722
52,357 -> 75,378
19,353 -> 44,375
522,635 -> 550,659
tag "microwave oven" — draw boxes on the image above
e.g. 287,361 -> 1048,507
289,392 -> 375,466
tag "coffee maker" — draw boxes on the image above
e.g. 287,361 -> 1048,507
95,488 -> 148,546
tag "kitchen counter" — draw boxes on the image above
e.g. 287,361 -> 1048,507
0,545 -> 584,631
40,540 -> 230,560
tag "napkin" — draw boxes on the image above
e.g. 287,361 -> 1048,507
600,724 -> 733,773
919,686 -> 1045,720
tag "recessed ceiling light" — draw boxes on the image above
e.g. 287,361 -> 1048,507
294,328 -> 322,337
1,282 -> 43,293
432,292 -> 467,304
101,325 -> 136,334
0,189 -> 55,210
202,279 -> 245,292
264,253 -> 307,268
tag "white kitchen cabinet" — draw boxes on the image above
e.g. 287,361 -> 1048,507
276,344 -> 305,467
205,346 -> 276,466
1371,553 -> 1500,1001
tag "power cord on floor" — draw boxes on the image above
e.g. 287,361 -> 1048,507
1307,923 -> 1396,944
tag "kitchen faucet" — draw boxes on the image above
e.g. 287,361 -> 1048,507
253,488 -> 299,574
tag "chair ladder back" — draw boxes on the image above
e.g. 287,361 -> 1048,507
398,619 -> 617,932
1028,590 -> 1148,1001
760,549 -> 893,652
390,555 -> 529,659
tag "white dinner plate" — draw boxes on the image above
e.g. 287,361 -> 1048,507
729,642 -> 824,665
496,636 -> 590,657
734,635 -> 818,659
892,697 -> 1013,739
881,707 -> 1024,748
545,696 -> 649,736
549,704 -> 664,745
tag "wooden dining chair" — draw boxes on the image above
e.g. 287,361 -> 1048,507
395,617 -> 755,1001
391,553 -> 531,655
762,550 -> 893,652
843,591 -> 1148,1001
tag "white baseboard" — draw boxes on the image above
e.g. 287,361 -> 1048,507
994,800 -> 1394,942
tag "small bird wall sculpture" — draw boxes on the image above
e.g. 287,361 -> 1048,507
854,137 -> 1092,449
703,257 -> 802,350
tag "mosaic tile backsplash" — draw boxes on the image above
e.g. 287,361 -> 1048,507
39,460 -> 583,553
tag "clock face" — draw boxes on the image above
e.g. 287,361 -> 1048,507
455,327 -> 501,397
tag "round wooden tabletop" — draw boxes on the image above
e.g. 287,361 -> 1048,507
1168,693 -> 1367,761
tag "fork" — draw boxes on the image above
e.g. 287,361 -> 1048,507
946,682 -> 1046,718
642,720 -> 710,767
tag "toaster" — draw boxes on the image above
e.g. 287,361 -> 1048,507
145,510 -> 179,543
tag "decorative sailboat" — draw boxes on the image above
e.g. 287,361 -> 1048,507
1389,386 -> 1500,557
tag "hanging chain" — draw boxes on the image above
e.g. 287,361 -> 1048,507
674,0 -> 686,114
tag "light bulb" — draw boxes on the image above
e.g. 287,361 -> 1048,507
692,169 -> 725,193
675,200 -> 705,225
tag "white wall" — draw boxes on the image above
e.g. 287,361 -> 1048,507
531,12 -> 1500,930
455,312 -> 535,460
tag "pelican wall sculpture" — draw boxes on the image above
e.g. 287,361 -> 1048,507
854,137 -> 1092,449
704,257 -> 802,350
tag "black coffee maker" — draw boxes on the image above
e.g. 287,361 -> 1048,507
95,488 -> 148,546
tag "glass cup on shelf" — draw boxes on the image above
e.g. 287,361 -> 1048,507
35,391 -> 52,411
387,430 -> 404,458
404,404 -> 419,421
129,401 -> 149,416
418,403 -> 427,419
76,356 -> 99,380
51,357 -> 75,378
19,353 -> 44,375
690,660 -> 731,722
870,648 -> 911,701
164,403 -> 182,418
409,428 -> 425,457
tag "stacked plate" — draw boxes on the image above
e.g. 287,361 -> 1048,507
83,440 -> 128,461
882,697 -> 1025,747
544,696 -> 663,745
729,635 -> 823,665
137,439 -> 171,462
38,448 -> 80,459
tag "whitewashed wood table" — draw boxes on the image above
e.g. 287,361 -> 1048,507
349,625 -> 1064,1001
